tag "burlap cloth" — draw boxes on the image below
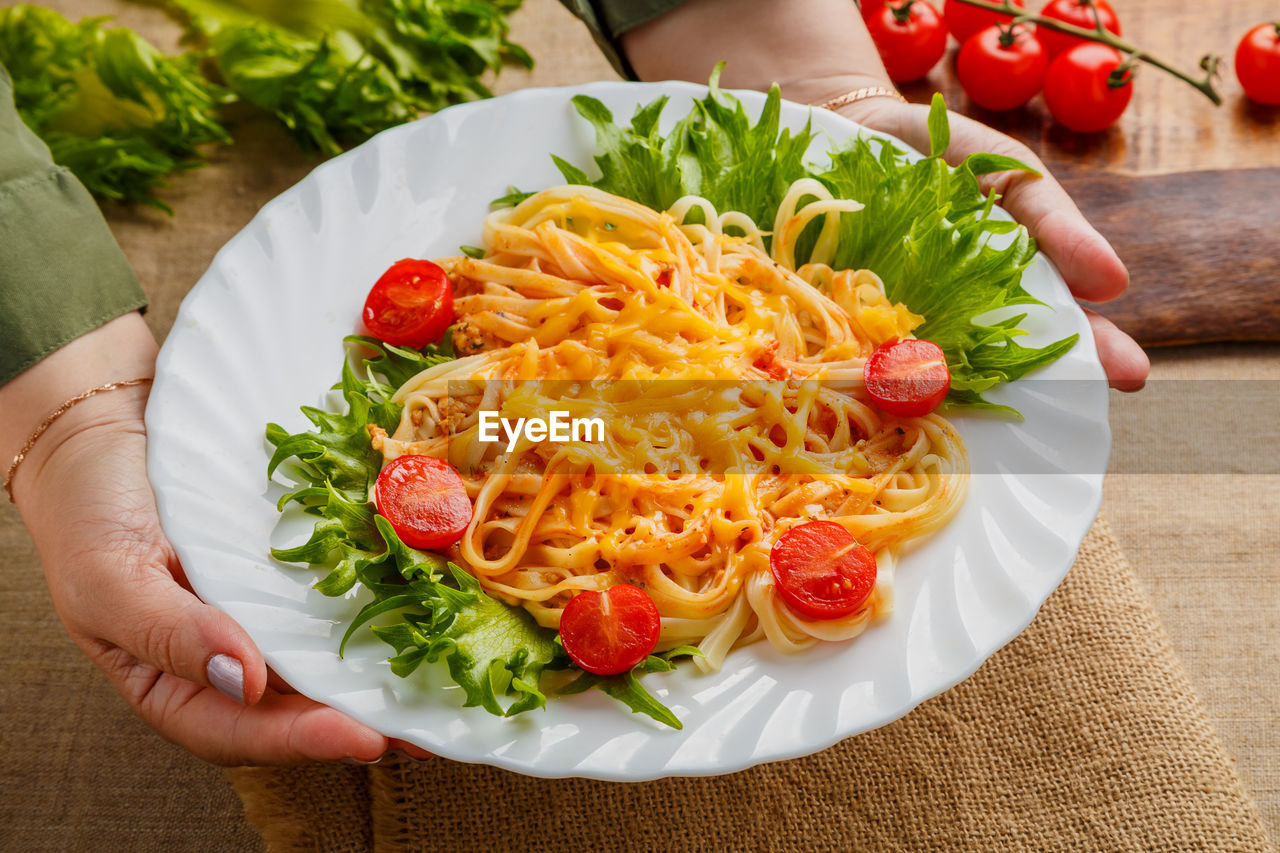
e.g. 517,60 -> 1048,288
0,1 -> 1274,851
224,519 -> 1273,853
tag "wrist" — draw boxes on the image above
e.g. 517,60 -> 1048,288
621,0 -> 893,100
2,312 -> 156,507
779,73 -> 900,110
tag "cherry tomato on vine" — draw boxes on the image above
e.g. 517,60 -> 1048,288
1036,0 -> 1121,58
770,521 -> 878,621
1043,43 -> 1133,132
559,585 -> 661,675
943,0 -> 1025,44
863,338 -> 951,417
362,258 -> 454,348
860,0 -> 887,20
957,24 -> 1049,110
866,0 -> 949,83
374,454 -> 473,550
1235,23 -> 1280,105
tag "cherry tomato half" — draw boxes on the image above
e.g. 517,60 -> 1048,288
559,585 -> 661,675
1236,23 -> 1280,106
863,338 -> 951,417
1036,0 -> 1121,58
374,454 -> 472,550
362,258 -> 454,348
770,521 -> 878,621
1043,43 -> 1133,133
957,24 -> 1049,110
867,0 -> 949,83
943,0 -> 1025,44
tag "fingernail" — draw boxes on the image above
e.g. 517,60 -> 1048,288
207,654 -> 245,704
341,756 -> 384,765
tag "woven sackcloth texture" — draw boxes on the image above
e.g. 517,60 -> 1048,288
225,519 -> 1274,853
230,765 -> 374,853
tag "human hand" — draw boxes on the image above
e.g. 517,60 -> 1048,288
830,88 -> 1150,391
621,0 -> 1150,391
5,315 -> 429,765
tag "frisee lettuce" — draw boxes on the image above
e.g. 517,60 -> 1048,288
168,0 -> 532,155
557,646 -> 702,729
514,69 -> 1077,412
268,335 -> 693,726
0,5 -> 232,212
0,1 -> 529,209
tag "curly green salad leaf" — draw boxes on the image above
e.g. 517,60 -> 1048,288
557,646 -> 702,729
0,5 -> 232,212
517,70 -> 1077,412
168,0 -> 531,155
0,2 -> 529,209
268,336 -> 690,725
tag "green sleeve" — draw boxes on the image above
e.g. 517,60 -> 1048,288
0,62 -> 147,386
557,0 -> 690,79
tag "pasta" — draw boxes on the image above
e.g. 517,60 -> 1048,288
368,184 -> 968,672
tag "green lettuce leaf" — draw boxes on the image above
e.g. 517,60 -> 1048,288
270,336 -> 566,719
267,334 -> 451,586
564,66 -> 815,233
520,78 -> 1077,411
0,4 -> 233,211
556,646 -> 702,729
363,563 -> 558,716
167,0 -> 531,155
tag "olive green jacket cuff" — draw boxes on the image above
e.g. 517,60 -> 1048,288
558,0 -> 689,78
0,64 -> 147,386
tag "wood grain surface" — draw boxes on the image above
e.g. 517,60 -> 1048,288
1065,167 -> 1280,346
899,0 -> 1280,345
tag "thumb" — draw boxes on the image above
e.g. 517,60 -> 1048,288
84,567 -> 269,706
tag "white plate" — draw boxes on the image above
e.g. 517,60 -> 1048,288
147,81 -> 1109,780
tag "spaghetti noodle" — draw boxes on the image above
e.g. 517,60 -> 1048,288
368,185 -> 968,671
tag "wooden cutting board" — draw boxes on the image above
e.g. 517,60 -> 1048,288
1062,167 -> 1280,346
897,0 -> 1280,348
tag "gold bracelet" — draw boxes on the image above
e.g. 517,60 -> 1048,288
4,377 -> 153,503
814,86 -> 907,112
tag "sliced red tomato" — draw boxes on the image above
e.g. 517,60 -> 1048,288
362,258 -> 454,348
957,24 -> 1049,111
770,521 -> 877,621
1236,23 -> 1280,106
1036,0 -> 1121,58
559,585 -> 661,675
943,0 -> 1025,44
374,454 -> 472,550
863,338 -> 951,417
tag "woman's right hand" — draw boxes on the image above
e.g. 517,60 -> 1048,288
6,314 -> 398,765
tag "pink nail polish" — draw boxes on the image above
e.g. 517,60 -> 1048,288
207,654 -> 245,704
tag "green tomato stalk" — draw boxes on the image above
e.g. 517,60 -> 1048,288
949,0 -> 1223,104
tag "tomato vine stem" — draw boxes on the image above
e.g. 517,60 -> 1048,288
948,0 -> 1222,104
